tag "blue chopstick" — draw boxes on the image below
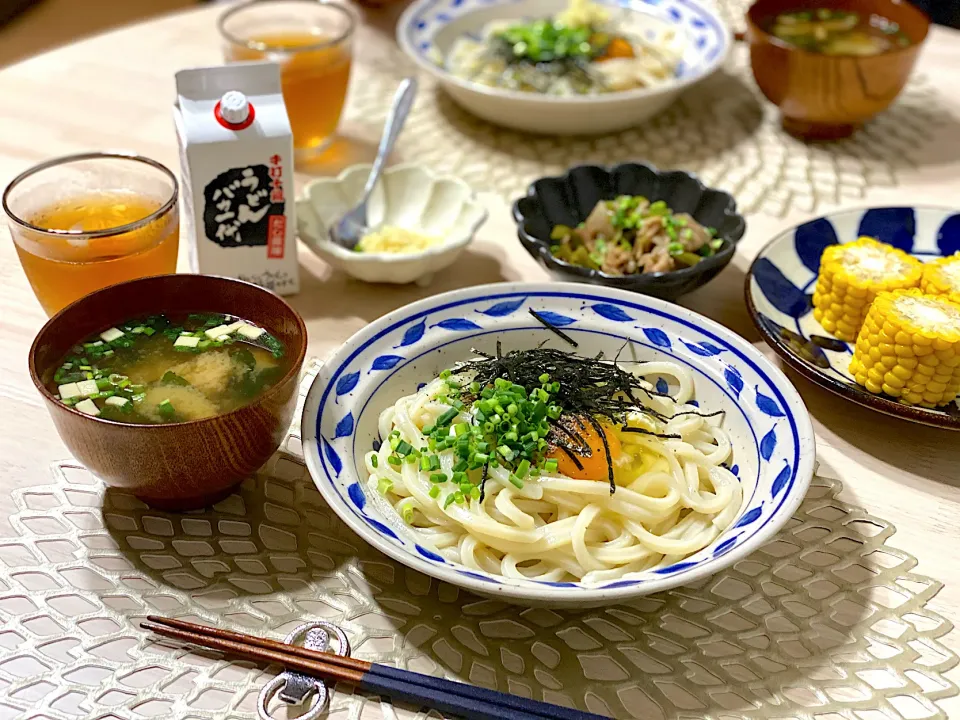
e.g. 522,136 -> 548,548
364,663 -> 611,720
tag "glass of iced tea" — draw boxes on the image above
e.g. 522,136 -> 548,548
219,0 -> 355,159
3,152 -> 179,316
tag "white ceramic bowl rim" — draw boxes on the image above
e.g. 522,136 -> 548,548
301,282 -> 816,603
397,0 -> 732,105
298,163 -> 487,264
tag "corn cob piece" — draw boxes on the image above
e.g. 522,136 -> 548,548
921,254 -> 960,305
812,237 -> 923,342
850,288 -> 960,407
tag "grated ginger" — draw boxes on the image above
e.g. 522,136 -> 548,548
356,226 -> 441,255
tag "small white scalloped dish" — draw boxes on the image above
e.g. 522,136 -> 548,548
300,282 -> 816,607
297,164 -> 488,286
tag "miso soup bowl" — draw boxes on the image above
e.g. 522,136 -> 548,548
745,0 -> 930,140
28,274 -> 307,511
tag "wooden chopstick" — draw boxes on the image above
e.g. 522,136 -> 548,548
141,616 -> 610,720
146,615 -> 370,672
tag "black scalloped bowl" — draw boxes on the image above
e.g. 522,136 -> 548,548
513,163 -> 747,301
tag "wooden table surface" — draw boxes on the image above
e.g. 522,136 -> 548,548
3,3 -> 960,715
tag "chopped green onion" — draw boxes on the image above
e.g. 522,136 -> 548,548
429,485 -> 441,499
436,407 -> 459,426
157,399 -> 176,421
371,455 -> 379,468
430,472 -> 447,484
508,474 -> 524,489
377,478 -> 393,495
515,459 -> 531,479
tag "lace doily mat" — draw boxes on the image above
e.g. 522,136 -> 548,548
0,361 -> 955,720
341,0 -> 954,218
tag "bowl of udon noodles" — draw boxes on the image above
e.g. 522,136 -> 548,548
397,0 -> 731,135
301,282 -> 815,606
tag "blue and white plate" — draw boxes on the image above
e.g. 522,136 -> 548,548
746,206 -> 960,430
396,0 -> 731,135
301,282 -> 815,607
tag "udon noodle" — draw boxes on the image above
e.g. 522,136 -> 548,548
365,352 -> 741,585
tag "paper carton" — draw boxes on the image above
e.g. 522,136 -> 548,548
174,61 -> 298,294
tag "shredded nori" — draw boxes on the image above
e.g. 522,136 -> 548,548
529,308 -> 578,348
455,346 -> 720,493
479,462 -> 489,503
619,426 -> 683,440
585,414 -> 616,495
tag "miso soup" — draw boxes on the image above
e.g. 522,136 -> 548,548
47,313 -> 289,424
770,8 -> 912,56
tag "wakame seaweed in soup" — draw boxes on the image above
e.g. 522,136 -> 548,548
47,313 -> 289,424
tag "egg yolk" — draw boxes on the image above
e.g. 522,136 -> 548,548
547,419 -> 622,481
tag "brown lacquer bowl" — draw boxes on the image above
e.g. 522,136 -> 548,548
746,0 -> 930,140
29,274 -> 307,510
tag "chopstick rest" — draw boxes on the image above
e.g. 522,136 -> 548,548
256,621 -> 350,720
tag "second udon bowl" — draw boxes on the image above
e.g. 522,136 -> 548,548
301,282 -> 815,607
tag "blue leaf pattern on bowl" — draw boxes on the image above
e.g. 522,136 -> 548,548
724,366 -> 744,398
772,462 -> 791,497
652,560 -> 699,574
858,207 -> 915,252
334,412 -> 354,439
682,340 -> 724,356
396,320 -> 426,348
592,303 -> 634,322
532,311 -> 576,326
434,318 -> 483,331
656,377 -> 669,394
335,371 -> 360,397
478,299 -> 525,316
457,570 -> 503,584
367,518 -> 399,540
322,437 -> 342,477
371,355 -> 404,371
712,535 -> 739,557
735,505 -> 763,528
752,258 -> 811,318
348,483 -> 366,510
760,427 -> 776,461
938,214 -> 960,256
755,387 -> 786,417
794,217 -> 838,273
416,544 -> 446,563
643,328 -> 671,348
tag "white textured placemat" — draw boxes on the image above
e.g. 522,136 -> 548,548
0,362 -> 955,720
341,0 -> 954,218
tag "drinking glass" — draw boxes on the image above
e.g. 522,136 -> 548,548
3,152 -> 180,316
220,0 -> 355,158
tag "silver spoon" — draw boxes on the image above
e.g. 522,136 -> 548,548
330,77 -> 418,250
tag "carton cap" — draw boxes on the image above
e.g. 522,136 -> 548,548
219,91 -> 251,125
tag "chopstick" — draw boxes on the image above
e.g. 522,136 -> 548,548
142,616 -> 611,720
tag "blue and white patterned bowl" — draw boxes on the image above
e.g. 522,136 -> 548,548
746,206 -> 960,431
396,0 -> 731,135
301,282 -> 815,606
